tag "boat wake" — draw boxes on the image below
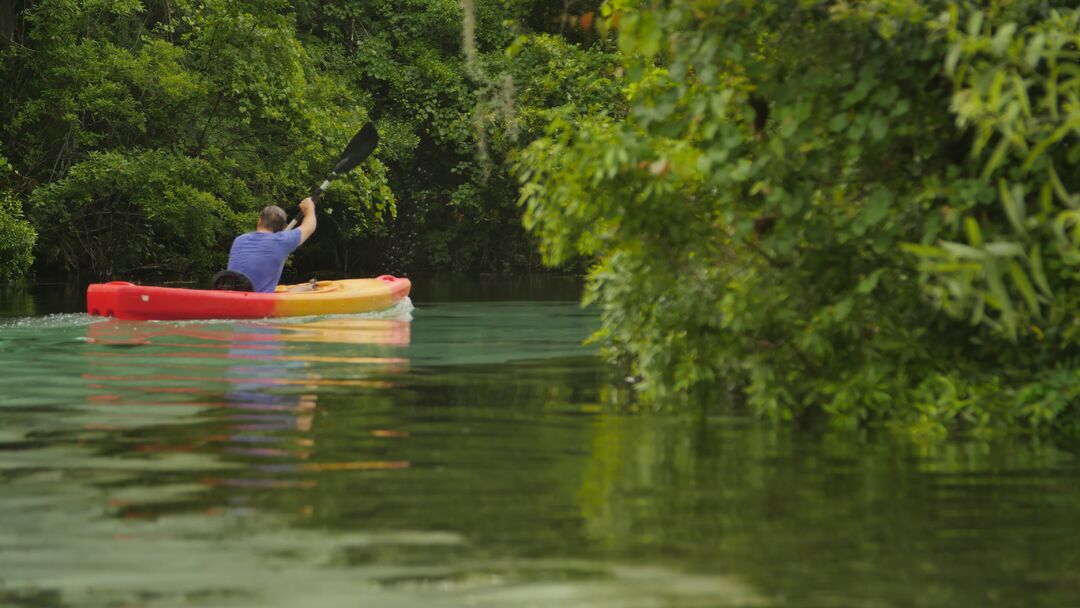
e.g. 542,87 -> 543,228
1,298 -> 414,334
0,312 -> 98,330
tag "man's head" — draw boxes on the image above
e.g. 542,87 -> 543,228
257,205 -> 287,233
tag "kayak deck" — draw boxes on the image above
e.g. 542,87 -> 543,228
87,275 -> 411,321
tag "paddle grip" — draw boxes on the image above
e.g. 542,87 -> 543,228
310,174 -> 335,201
287,172 -> 337,229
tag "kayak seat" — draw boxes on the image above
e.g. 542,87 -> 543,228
211,270 -> 255,292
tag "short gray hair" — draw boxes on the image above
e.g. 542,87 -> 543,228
259,205 -> 287,232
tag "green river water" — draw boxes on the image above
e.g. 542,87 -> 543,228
2,277 -> 1080,607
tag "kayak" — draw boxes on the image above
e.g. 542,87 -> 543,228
87,275 -> 411,321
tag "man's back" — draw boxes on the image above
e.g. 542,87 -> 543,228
227,230 -> 302,293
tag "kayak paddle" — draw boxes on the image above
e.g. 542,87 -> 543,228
286,122 -> 379,230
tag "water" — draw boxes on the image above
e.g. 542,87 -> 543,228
2,278 -> 1080,607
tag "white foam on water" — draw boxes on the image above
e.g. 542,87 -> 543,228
0,313 -> 96,331
134,296 -> 417,328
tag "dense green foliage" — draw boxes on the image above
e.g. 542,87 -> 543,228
29,150 -> 249,276
290,0 -> 616,272
518,1 -> 1080,435
0,153 -> 35,281
1,0 -> 609,280
2,0 -> 393,280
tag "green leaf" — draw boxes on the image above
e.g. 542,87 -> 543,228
637,13 -> 662,59
1021,117 -> 1080,174
1053,209 -> 1080,244
992,23 -> 1017,55
1009,260 -> 1040,318
1012,73 -> 1032,117
871,85 -> 899,108
941,241 -> 985,259
981,137 -> 1010,179
829,112 -> 849,133
862,189 -> 892,226
781,195 -> 804,216
1028,243 -> 1054,298
1041,182 -> 1054,213
998,179 -> 1027,237
985,262 -> 1017,339
901,243 -> 949,258
967,11 -> 984,36
965,217 -> 984,247
1047,66 -> 1060,121
945,43 -> 963,76
1048,162 -> 1080,208
868,114 -> 888,141
1025,32 -> 1046,68
984,241 -> 1023,258
855,268 -> 886,295
847,118 -> 866,140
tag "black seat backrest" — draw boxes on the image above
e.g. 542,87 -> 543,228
211,270 -> 255,292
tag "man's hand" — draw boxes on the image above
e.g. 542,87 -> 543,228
299,197 -> 315,216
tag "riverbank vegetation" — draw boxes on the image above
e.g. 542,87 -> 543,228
0,0 -> 616,280
518,1 -> 1080,436
5,0 -> 1080,435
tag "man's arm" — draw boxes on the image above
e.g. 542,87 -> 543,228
296,197 -> 317,245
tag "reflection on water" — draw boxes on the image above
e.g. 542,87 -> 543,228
79,316 -> 416,508
2,293 -> 1080,606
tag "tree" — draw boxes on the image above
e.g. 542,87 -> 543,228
0,152 -> 35,282
518,1 -> 1080,435
2,0 -> 390,280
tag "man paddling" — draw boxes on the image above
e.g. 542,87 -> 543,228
226,197 -> 316,292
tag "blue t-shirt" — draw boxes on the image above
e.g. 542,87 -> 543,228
227,230 -> 302,293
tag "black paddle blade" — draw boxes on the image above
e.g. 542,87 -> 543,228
332,123 -> 379,175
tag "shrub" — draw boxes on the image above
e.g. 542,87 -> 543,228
517,1 -> 1080,435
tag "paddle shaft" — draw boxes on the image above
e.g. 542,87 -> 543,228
286,123 -> 379,231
